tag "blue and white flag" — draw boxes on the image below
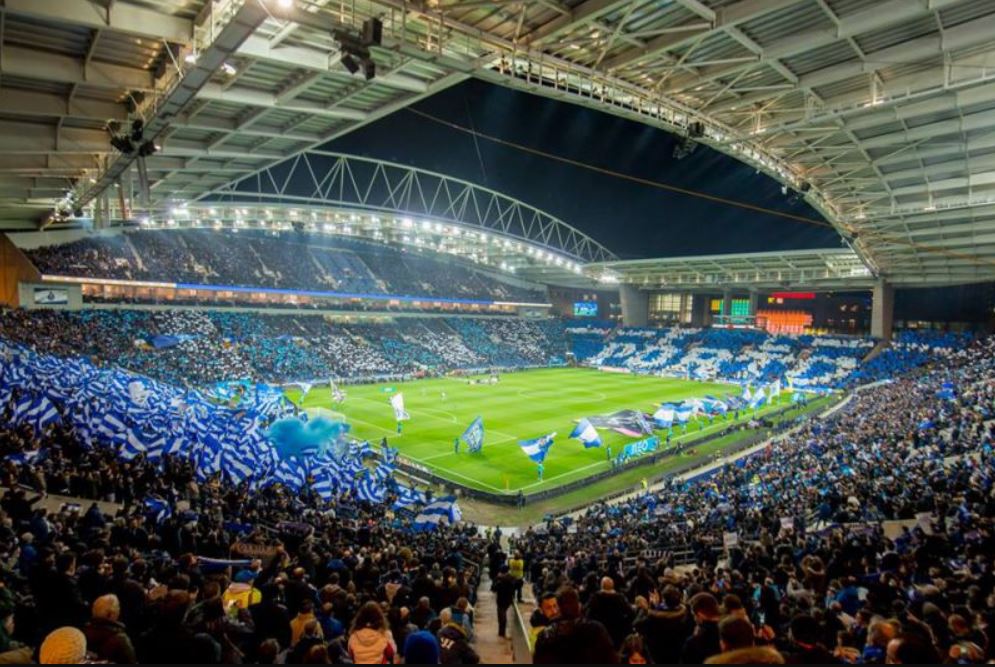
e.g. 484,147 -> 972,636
380,438 -> 399,464
461,416 -> 484,453
143,496 -> 172,525
356,473 -> 386,504
295,382 -> 314,401
519,432 -> 555,463
702,396 -> 728,415
569,418 -> 602,448
653,404 -> 676,428
675,404 -> 693,424
390,392 -> 410,421
749,387 -> 768,410
330,378 -> 345,404
742,385 -> 753,402
413,496 -> 462,531
393,485 -> 426,510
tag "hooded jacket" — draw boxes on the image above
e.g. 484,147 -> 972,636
635,604 -> 693,664
348,627 -> 396,664
438,622 -> 479,664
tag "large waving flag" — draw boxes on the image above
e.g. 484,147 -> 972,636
519,432 -> 555,463
653,404 -> 676,428
461,416 -> 484,453
675,404 -> 693,424
390,392 -> 410,421
330,378 -> 345,404
702,396 -> 728,415
749,386 -> 768,410
414,496 -> 462,531
294,382 -> 314,402
569,419 -> 602,448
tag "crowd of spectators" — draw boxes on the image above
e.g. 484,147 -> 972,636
571,325 -> 961,390
510,333 -> 995,664
0,309 -> 568,387
26,229 -> 545,305
0,409 -> 488,663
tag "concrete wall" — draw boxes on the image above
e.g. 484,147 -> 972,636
871,280 -> 895,340
620,285 -> 649,327
0,234 -> 42,307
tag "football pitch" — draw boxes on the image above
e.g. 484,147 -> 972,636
286,367 -> 785,495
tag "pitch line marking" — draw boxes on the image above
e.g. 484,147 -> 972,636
518,459 -> 609,490
516,387 -> 608,402
401,455 -> 507,493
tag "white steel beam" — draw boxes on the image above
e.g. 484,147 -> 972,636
0,0 -> 192,43
603,0 -> 800,71
196,82 -> 369,121
0,44 -> 154,90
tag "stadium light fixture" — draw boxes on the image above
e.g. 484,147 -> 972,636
222,63 -> 237,76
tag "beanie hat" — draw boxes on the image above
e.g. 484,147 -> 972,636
403,630 -> 440,664
39,626 -> 87,664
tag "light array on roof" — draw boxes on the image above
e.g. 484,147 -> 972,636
139,205 -> 586,276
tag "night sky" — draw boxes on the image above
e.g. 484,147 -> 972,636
323,78 -> 841,259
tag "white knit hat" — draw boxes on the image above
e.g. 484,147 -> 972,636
39,626 -> 87,664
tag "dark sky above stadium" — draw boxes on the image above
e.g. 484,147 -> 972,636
324,78 -> 840,260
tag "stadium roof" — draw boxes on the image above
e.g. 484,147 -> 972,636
1,0 -> 995,288
588,247 -> 878,290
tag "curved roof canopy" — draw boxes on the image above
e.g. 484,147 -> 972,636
1,0 -> 994,288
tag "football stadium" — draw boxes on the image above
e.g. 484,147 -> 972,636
1,0 -> 995,664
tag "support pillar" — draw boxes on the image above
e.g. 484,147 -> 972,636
748,289 -> 761,317
722,289 -> 732,317
871,280 -> 894,341
691,294 -> 711,327
619,285 -> 649,327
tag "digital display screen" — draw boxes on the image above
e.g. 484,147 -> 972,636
574,301 -> 598,317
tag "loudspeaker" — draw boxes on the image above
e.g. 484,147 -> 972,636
363,18 -> 383,46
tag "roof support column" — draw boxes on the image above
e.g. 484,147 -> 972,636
691,294 -> 711,328
748,289 -> 761,317
871,280 -> 894,341
620,284 -> 649,328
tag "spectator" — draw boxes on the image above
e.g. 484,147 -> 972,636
39,627 -> 88,665
347,601 -> 396,664
586,576 -> 634,649
491,565 -> 516,639
436,608 -> 479,664
619,633 -> 651,664
682,592 -> 722,664
404,629 -> 441,664
533,587 -> 617,664
83,594 -> 137,664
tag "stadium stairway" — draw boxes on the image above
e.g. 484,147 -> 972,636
472,570 -> 519,663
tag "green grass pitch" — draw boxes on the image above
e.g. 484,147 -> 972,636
285,367 -> 785,495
